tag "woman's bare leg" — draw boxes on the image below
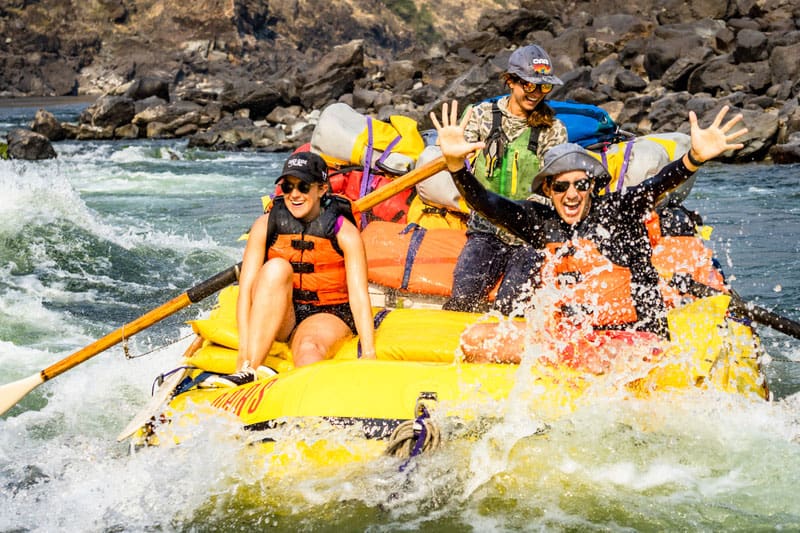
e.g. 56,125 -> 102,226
290,312 -> 353,367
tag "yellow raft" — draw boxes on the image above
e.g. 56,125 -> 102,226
127,284 -> 767,468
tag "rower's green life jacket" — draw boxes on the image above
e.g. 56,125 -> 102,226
471,102 -> 541,200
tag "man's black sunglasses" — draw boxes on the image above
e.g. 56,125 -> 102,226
279,180 -> 313,194
550,178 -> 593,193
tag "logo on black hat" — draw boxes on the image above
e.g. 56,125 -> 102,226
287,156 -> 308,169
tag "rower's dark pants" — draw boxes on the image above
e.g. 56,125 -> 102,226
443,231 -> 542,316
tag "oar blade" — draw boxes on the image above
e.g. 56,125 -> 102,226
0,373 -> 44,416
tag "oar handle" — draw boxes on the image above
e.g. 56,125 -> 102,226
186,263 -> 240,303
670,274 -> 800,340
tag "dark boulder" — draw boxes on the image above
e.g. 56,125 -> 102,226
300,40 -> 367,111
134,95 -> 169,115
614,69 -> 648,92
769,43 -> 800,88
218,81 -> 287,119
733,29 -> 768,63
477,8 -> 553,41
132,101 -> 203,128
39,60 -> 79,96
6,129 -> 57,160
660,47 -> 715,91
769,136 -> 800,164
186,115 -> 288,151
80,95 -> 136,129
123,78 -> 171,101
687,56 -> 772,96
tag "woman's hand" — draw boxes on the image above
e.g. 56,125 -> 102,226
687,105 -> 748,167
429,100 -> 486,172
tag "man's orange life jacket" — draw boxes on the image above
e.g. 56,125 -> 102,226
543,239 -> 639,327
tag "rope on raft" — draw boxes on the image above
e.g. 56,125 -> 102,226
384,405 -> 441,463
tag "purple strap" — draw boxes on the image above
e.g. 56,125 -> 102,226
409,420 -> 428,457
604,141 -> 634,194
360,118 -> 375,227
615,140 -> 635,193
376,135 -> 402,166
370,135 -> 402,193
399,223 -> 426,290
357,308 -> 392,358
333,214 -> 344,234
399,405 -> 432,472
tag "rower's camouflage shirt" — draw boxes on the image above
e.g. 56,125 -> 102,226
463,96 -> 568,245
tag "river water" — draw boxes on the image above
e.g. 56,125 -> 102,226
1,101 -> 799,531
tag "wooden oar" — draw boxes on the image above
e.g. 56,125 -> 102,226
0,156 -> 447,416
670,274 -> 800,340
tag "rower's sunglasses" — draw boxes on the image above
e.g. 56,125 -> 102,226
279,180 -> 313,194
550,178 -> 593,193
518,80 -> 553,94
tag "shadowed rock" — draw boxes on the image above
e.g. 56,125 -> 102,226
6,129 -> 57,160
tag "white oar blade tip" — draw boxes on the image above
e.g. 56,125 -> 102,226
0,373 -> 45,416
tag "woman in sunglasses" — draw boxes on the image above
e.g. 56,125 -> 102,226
213,151 -> 376,387
444,44 -> 569,315
431,101 -> 747,362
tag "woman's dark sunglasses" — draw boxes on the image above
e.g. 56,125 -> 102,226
279,180 -> 313,194
550,178 -> 593,193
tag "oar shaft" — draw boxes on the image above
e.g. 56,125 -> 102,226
42,293 -> 189,381
41,264 -> 243,382
728,297 -> 800,339
353,156 -> 446,210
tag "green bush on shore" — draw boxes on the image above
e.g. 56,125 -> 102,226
383,0 -> 438,43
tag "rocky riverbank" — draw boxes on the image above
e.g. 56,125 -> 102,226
3,0 -> 800,162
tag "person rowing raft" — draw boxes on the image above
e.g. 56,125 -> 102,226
212,152 -> 377,386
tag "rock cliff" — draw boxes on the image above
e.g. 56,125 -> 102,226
0,0 -> 482,96
4,0 -> 800,162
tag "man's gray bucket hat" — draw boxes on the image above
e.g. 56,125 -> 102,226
530,143 -> 611,194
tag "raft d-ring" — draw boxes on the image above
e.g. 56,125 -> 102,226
415,391 -> 438,418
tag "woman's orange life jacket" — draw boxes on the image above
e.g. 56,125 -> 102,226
266,195 -> 357,305
543,239 -> 640,327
